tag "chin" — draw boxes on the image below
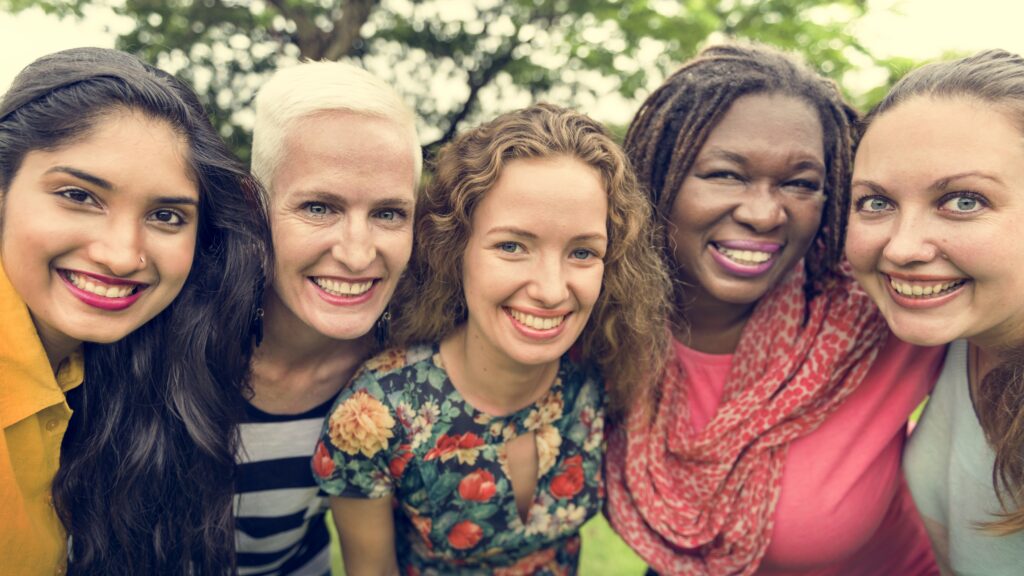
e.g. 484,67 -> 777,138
885,319 -> 958,347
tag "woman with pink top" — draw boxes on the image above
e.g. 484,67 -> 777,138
604,42 -> 945,574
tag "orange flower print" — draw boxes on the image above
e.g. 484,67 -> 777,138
447,520 -> 484,550
328,390 -> 396,458
364,347 -> 407,372
458,469 -> 497,502
311,441 -> 335,479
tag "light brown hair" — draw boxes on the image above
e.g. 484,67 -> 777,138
394,103 -> 671,414
863,49 -> 1024,535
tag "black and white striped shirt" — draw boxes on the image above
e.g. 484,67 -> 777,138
234,397 -> 335,575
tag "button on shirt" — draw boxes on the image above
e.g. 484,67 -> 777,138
1,259 -> 84,575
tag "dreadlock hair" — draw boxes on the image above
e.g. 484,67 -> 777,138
623,42 -> 858,316
861,48 -> 1024,535
394,103 -> 671,415
0,47 -> 270,572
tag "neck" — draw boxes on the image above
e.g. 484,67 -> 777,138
440,325 -> 559,416
250,290 -> 374,409
33,319 -> 81,374
675,291 -> 757,354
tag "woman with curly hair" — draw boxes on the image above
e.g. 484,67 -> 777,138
313,103 -> 671,575
847,49 -> 1024,573
605,42 -> 945,574
0,48 -> 268,573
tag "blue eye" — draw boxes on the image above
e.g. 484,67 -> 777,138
856,195 -> 893,213
940,193 -> 985,214
497,242 -> 523,254
570,248 -> 595,260
305,202 -> 330,216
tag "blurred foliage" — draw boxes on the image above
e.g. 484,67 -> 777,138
2,0 -> 906,161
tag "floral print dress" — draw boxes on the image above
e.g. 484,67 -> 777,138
313,343 -> 605,576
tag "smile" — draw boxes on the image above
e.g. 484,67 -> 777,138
888,277 -> 966,298
60,269 -> 147,311
312,277 -> 374,297
709,241 -> 781,277
508,308 -> 566,331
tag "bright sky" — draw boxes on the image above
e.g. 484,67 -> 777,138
1,0 -> 1022,116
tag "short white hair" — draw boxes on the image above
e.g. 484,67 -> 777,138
251,60 -> 421,194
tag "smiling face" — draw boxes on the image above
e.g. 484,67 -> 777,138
0,109 -> 199,356
461,156 -> 608,370
846,96 -> 1024,349
668,93 -> 826,315
267,110 -> 417,342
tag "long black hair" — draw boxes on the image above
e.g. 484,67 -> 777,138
0,47 -> 270,573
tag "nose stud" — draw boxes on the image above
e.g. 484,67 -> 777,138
140,255 -> 146,266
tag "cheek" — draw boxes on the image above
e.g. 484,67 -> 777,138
576,265 -> 605,310
156,233 -> 198,291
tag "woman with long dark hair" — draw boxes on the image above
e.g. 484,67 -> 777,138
0,47 -> 268,574
847,48 -> 1024,572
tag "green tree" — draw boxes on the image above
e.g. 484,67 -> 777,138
3,0 -> 880,161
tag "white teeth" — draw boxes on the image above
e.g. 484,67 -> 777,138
716,245 -> 773,264
66,272 -> 136,298
509,309 -> 565,331
313,277 -> 373,296
889,277 -> 964,298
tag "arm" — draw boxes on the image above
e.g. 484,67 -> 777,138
330,495 -> 399,576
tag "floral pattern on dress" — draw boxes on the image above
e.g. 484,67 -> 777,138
313,343 -> 605,575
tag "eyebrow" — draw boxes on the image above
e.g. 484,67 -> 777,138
934,171 -> 1004,189
298,190 -> 414,208
700,148 -> 825,173
46,165 -> 199,206
853,171 -> 1004,194
46,166 -> 112,190
487,226 -> 607,242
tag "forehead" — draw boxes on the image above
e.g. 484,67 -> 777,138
273,110 -> 417,200
856,96 -> 1024,179
471,156 -> 608,234
699,92 -> 825,159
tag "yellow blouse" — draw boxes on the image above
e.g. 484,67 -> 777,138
0,259 -> 83,575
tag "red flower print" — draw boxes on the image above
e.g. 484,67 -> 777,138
549,455 -> 584,499
311,441 -> 335,478
458,469 -> 497,502
389,444 -> 414,478
447,520 -> 483,550
424,432 -> 485,464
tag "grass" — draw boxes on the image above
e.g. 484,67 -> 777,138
327,512 -> 647,574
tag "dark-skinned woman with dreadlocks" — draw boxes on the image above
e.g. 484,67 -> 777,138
605,42 -> 946,575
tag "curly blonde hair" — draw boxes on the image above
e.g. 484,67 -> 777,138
394,103 -> 670,414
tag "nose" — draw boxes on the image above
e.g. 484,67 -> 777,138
330,216 -> 376,273
882,212 -> 939,266
732,181 -> 786,232
86,217 -> 146,277
525,254 -> 570,306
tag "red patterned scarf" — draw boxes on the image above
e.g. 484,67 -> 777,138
605,264 -> 887,575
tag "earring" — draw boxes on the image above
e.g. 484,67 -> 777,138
374,307 -> 392,346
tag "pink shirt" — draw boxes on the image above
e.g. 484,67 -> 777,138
679,333 -> 944,575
